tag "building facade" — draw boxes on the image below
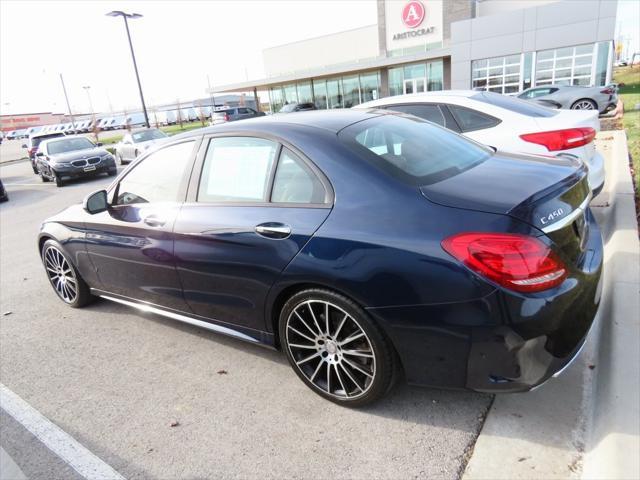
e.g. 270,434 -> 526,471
213,0 -> 618,112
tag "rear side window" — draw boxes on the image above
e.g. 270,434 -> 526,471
198,137 -> 278,203
448,105 -> 500,132
382,104 -> 446,127
471,91 -> 558,117
340,114 -> 490,186
115,141 -> 194,205
271,148 -> 325,204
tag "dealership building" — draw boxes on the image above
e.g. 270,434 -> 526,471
214,0 -> 618,112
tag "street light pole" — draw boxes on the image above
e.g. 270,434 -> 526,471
106,10 -> 149,127
59,73 -> 76,130
83,86 -> 94,116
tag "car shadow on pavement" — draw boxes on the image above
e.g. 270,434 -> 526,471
85,297 -> 494,424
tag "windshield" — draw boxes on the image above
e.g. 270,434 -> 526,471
32,133 -> 64,147
339,113 -> 491,186
132,129 -> 167,143
47,137 -> 96,155
471,91 -> 558,117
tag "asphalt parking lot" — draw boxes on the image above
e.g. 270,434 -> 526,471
0,159 -> 493,479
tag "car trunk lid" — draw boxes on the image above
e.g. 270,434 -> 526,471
420,152 -> 591,265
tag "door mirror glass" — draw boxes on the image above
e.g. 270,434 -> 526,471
36,151 -> 44,157
83,190 -> 109,214
96,142 -> 103,146
21,144 -> 27,148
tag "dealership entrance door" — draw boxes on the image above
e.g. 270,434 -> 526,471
403,78 -> 426,94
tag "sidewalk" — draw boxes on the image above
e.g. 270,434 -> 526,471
0,447 -> 27,480
463,131 -> 640,479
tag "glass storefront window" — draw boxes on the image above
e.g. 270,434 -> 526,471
359,71 -> 380,102
404,63 -> 426,81
327,77 -> 343,109
269,87 -> 283,114
283,84 -> 298,106
535,43 -> 595,87
427,60 -> 443,91
472,54 -> 522,94
342,74 -> 360,108
313,79 -> 328,109
389,67 -> 404,97
297,81 -> 313,104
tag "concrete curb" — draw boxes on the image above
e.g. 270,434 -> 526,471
462,132 -> 640,479
582,130 -> 640,479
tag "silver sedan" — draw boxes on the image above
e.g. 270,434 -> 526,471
114,128 -> 168,165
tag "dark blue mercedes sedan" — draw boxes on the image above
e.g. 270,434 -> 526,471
38,110 -> 602,406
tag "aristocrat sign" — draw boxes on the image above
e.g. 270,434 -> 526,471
386,0 -> 443,50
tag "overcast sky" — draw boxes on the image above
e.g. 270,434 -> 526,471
0,0 -> 378,115
1,0 -> 638,116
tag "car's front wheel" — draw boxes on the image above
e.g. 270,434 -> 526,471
279,289 -> 396,407
41,239 -> 93,308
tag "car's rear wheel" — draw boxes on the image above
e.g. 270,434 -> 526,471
571,99 -> 597,110
279,289 -> 395,407
41,240 -> 93,308
54,173 -> 64,187
40,170 -> 50,182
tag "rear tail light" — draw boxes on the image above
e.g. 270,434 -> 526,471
224,113 -> 229,121
520,127 -> 596,151
442,232 -> 567,293
600,87 -> 615,95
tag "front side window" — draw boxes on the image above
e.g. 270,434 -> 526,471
271,149 -> 325,204
340,114 -> 490,186
198,137 -> 278,203
115,141 -> 194,205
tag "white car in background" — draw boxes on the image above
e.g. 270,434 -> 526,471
356,91 -> 605,196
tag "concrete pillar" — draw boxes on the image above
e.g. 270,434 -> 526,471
253,88 -> 260,112
443,57 -> 452,90
379,68 -> 389,98
377,0 -> 387,56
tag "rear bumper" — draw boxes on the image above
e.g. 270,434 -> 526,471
368,210 -> 603,393
587,151 -> 605,195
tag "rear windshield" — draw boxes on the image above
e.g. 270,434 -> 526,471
471,91 -> 558,118
339,113 -> 491,186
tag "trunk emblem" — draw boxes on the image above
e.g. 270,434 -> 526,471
540,208 -> 565,226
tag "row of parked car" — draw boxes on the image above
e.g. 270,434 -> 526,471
3,106 -> 239,141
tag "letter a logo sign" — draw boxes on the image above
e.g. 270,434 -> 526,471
402,1 -> 425,28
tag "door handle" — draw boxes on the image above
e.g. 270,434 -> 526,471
255,223 -> 291,239
143,215 -> 166,227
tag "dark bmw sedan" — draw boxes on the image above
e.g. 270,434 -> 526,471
37,110 -> 602,406
36,136 -> 117,187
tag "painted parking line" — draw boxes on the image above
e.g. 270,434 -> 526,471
0,383 -> 125,480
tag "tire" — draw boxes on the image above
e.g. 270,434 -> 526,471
117,152 -> 127,165
54,173 -> 64,187
279,288 -> 396,407
40,170 -> 50,182
107,168 -> 117,177
41,239 -> 94,308
571,98 -> 597,110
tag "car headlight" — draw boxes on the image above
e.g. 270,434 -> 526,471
53,161 -> 71,167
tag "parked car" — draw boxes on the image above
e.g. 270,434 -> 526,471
279,102 -> 317,113
0,179 -> 7,202
357,91 -> 605,196
5,130 -> 18,140
114,128 -> 168,164
165,110 -> 177,125
23,131 -> 67,173
517,85 -> 618,113
152,111 -> 168,127
209,107 -> 265,125
35,136 -> 116,187
37,110 -> 602,406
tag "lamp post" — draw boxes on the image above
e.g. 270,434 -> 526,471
106,10 -> 149,127
82,86 -> 94,116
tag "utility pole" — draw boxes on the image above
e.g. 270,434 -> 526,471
207,74 -> 217,113
59,73 -> 76,129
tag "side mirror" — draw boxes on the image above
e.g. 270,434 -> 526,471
21,144 -> 27,148
36,151 -> 44,157
83,190 -> 109,214
96,142 -> 103,146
